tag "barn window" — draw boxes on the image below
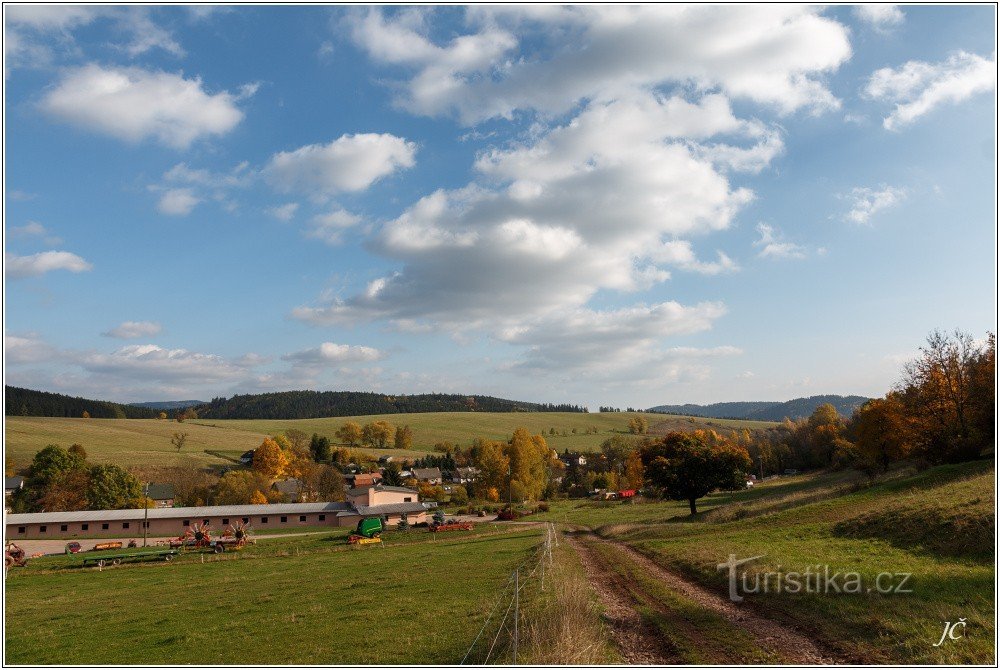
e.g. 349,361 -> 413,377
123,523 -> 130,529
40,525 -> 47,533
183,520 -> 190,527
82,524 -> 89,531
17,526 -> 25,534
142,522 -> 149,529
222,519 -> 229,525
404,497 -> 412,502
242,517 -> 249,524
280,516 -> 287,523
102,523 -> 109,530
203,519 -> 209,525
299,515 -> 306,522
60,525 -> 68,532
318,515 -> 326,521
261,517 -> 268,523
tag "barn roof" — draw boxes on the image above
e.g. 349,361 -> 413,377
6,501 -> 352,525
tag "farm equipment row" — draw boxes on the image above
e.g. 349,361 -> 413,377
168,521 -> 255,553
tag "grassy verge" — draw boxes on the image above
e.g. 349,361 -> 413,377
4,525 -> 544,664
606,461 -> 995,664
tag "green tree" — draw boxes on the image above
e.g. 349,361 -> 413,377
382,461 -> 404,487
309,433 -> 332,462
28,445 -> 84,490
450,484 -> 469,506
640,432 -> 751,515
86,464 -> 143,509
317,465 -> 346,501
68,443 -> 87,461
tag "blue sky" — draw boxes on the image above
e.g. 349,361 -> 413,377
4,4 -> 997,408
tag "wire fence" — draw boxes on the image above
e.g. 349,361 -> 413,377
461,522 -> 558,665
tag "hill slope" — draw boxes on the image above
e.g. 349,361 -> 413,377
648,395 -> 869,421
128,400 -> 206,410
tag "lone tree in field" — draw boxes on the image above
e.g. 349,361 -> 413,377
640,432 -> 751,515
336,422 -> 363,447
171,432 -> 189,453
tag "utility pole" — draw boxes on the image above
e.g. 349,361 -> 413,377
508,465 -> 512,511
143,482 -> 150,547
513,567 -> 519,664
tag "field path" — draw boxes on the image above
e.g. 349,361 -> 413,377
566,532 -> 849,664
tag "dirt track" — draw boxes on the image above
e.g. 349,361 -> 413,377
566,532 -> 849,665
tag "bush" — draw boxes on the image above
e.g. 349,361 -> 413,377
537,502 -> 550,512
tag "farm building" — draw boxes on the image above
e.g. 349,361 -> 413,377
146,483 -> 175,508
5,486 -> 425,539
5,476 -> 25,511
411,467 -> 442,484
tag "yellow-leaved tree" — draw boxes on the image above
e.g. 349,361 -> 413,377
252,438 -> 288,480
249,490 -> 269,505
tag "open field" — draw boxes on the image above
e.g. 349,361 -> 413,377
4,524 -> 546,664
5,412 -> 777,469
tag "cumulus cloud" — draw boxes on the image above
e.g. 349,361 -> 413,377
754,223 -> 807,259
648,240 -> 739,276
293,91 -> 760,332
102,321 -> 162,339
41,64 -> 249,149
5,333 -> 64,365
264,133 -> 417,196
853,5 -> 904,30
864,51 -> 996,130
6,250 -> 93,279
282,342 -> 386,365
844,185 -> 907,224
81,344 -> 254,384
10,221 -> 62,244
351,5 -> 851,122
156,188 -> 201,216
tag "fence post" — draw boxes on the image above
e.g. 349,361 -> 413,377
514,567 -> 519,664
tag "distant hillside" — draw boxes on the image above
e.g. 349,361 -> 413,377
648,394 -> 870,421
129,400 -> 206,410
194,391 -> 587,420
5,386 -> 158,419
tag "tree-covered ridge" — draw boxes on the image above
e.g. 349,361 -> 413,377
195,391 -> 587,420
5,386 -> 158,419
648,395 -> 870,421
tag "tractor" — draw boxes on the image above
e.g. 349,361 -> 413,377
347,518 -> 384,545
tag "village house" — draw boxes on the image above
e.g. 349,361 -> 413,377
5,486 -> 426,539
146,483 -> 175,508
451,467 -> 479,484
411,467 -> 442,484
345,472 -> 382,489
5,476 -> 24,511
271,478 -> 304,502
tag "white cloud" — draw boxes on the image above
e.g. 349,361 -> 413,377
157,188 -> 201,216
864,51 -> 996,130
293,91 -> 759,332
282,342 -> 386,365
81,344 -> 255,384
307,208 -> 363,245
10,221 -> 62,244
351,5 -> 851,122
853,5 -> 904,30
844,185 -> 907,224
116,9 -> 184,57
4,333 -> 63,365
41,64 -> 249,149
648,240 -> 739,276
102,321 -> 162,339
6,250 -> 93,279
754,223 -> 807,259
267,203 -> 299,221
264,133 -> 417,196
496,302 -> 737,380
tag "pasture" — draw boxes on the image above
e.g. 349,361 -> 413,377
4,412 -> 776,470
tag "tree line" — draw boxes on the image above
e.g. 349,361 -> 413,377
5,386 -> 158,419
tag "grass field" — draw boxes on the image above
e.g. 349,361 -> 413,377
4,524 -> 546,664
597,460 -> 996,664
5,412 -> 776,469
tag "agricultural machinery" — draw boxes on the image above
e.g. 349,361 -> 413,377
348,518 -> 383,545
5,542 -> 28,568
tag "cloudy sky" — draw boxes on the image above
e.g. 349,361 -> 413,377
4,5 -> 996,408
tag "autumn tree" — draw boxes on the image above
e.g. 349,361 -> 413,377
362,421 -> 393,449
505,428 -> 550,501
158,412 -> 168,420
640,432 -> 751,515
82,410 -> 90,419
37,469 -> 91,512
249,490 -> 269,505
394,425 -> 414,450
624,450 -> 645,490
171,432 -> 189,453
284,429 -> 309,452
252,438 -> 288,479
317,465 -> 346,501
473,440 -> 510,499
627,416 -> 649,435
68,443 -> 87,460
600,435 -> 634,476
214,471 -> 268,505
87,464 -> 143,510
336,422 -> 363,447
850,395 -> 909,471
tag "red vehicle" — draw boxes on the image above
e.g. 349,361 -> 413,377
65,542 -> 82,554
429,521 -> 474,532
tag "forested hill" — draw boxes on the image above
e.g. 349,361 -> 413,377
129,400 -> 206,410
5,386 -> 158,419
648,395 -> 870,421
194,391 -> 587,419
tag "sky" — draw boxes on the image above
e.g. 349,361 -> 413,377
3,4 -> 997,409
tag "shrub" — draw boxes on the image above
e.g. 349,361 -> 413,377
537,502 -> 550,512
